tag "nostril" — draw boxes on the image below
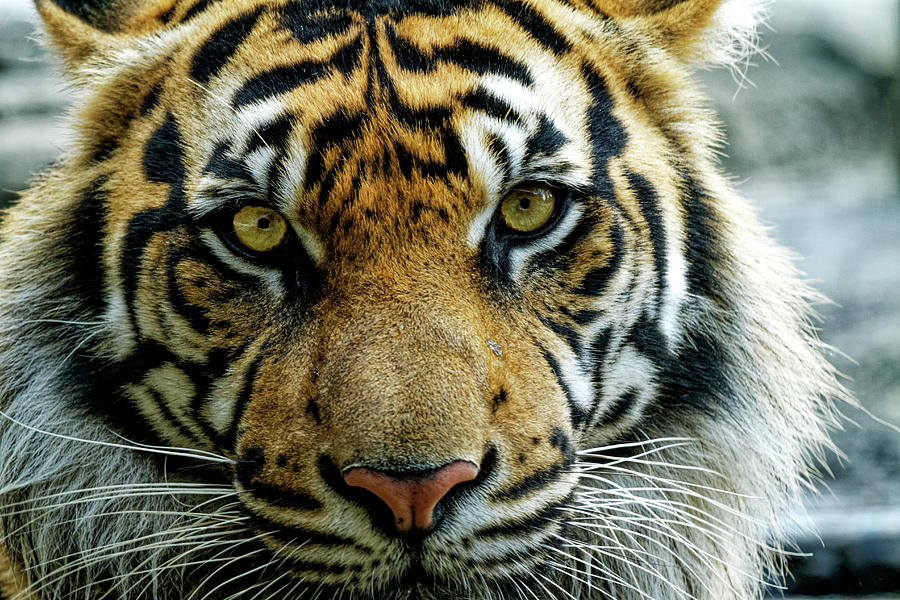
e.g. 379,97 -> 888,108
343,461 -> 479,533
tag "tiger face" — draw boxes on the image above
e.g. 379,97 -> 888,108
0,0 -> 841,599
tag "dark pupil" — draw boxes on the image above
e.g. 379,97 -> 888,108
518,196 -> 531,210
257,216 -> 271,230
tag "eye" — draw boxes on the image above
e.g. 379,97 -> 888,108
232,206 -> 288,254
499,186 -> 557,234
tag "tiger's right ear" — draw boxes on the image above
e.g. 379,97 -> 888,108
587,0 -> 768,68
34,0 -> 180,67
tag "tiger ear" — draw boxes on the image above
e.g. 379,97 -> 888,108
34,0 -> 179,67
590,0 -> 769,67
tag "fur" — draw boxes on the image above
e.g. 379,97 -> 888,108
0,0 -> 843,598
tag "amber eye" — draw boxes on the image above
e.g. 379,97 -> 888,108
232,206 -> 288,253
499,186 -> 557,233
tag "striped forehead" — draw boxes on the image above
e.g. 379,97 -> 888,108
181,1 -> 597,233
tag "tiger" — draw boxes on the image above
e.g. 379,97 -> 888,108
0,0 -> 844,598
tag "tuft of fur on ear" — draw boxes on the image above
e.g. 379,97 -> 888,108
33,0 -> 112,67
33,0 -> 179,67
590,0 -> 770,70
692,0 -> 771,70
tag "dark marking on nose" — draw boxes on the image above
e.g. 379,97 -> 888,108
343,461 -> 479,532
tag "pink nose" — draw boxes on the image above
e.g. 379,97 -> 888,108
343,461 -> 479,532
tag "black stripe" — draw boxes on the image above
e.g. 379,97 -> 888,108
485,134 -> 513,186
305,110 -> 367,191
435,40 -> 534,86
190,9 -> 263,83
310,109 -> 367,158
204,142 -> 253,180
394,141 -> 461,183
247,114 -> 299,195
306,397 -> 322,424
384,21 -> 433,71
317,165 -> 341,208
186,336 -> 255,447
281,0 -> 474,19
391,104 -> 452,130
183,0 -> 215,21
232,35 -> 364,106
245,483 -> 323,511
599,387 -> 636,425
569,307 -> 602,326
549,426 -> 576,466
473,502 -> 563,539
191,236 -> 266,291
66,177 -> 109,319
625,311 -> 671,363
582,65 -> 626,197
490,462 -> 564,501
122,114 -> 187,333
398,0 -> 476,16
588,326 -> 612,374
460,87 -> 524,124
386,24 -> 533,86
441,127 -> 469,178
626,170 -> 667,306
493,0 -> 571,55
540,345 -> 589,427
280,6 -> 355,43
142,381 -> 203,446
166,245 -> 210,334
228,353 -> 265,445
139,81 -> 162,117
581,326 -> 613,427
574,219 -> 624,296
143,114 -> 187,187
246,113 -> 295,155
524,114 -> 568,164
491,387 -> 509,413
540,317 -> 581,358
159,6 -> 176,23
682,177 -> 722,300
531,208 -> 595,270
260,522 -> 364,550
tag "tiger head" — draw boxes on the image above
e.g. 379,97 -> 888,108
0,0 -> 841,598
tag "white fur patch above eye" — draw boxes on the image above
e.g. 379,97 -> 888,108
243,146 -> 276,187
460,112 -> 529,248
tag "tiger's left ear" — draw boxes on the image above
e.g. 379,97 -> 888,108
591,0 -> 769,67
34,0 -> 180,67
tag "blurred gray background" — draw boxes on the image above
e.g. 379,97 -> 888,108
1,0 -> 898,597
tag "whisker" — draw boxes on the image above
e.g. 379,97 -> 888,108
186,530 -> 276,600
546,533 -> 693,600
0,409 -> 234,464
